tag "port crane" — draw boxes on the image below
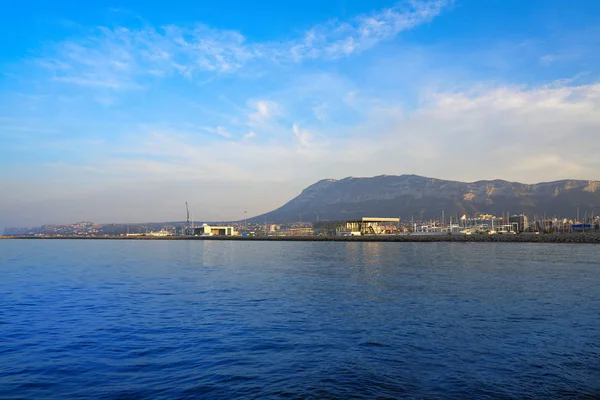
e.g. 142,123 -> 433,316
185,202 -> 190,235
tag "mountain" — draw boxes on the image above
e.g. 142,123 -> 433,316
250,175 -> 600,223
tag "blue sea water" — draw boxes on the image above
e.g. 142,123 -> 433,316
1,240 -> 599,399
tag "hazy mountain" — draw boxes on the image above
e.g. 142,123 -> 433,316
250,175 -> 600,223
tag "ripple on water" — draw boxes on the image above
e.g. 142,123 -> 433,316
0,240 -> 599,399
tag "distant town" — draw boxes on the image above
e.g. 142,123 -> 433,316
4,212 -> 600,238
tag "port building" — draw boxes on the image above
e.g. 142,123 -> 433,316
338,217 -> 400,236
193,224 -> 235,236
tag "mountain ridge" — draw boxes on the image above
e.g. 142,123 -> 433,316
250,174 -> 600,223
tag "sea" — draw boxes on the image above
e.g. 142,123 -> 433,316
1,239 -> 599,399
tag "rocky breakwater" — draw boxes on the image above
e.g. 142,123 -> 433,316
267,232 -> 600,243
5,232 -> 600,243
385,232 -> 600,243
224,232 -> 600,243
187,232 -> 600,243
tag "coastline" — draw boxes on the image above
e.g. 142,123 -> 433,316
2,233 -> 600,243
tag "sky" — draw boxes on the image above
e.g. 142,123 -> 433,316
1,0 -> 600,229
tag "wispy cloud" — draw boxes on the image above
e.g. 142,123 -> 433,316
292,123 -> 313,148
285,0 -> 449,61
247,100 -> 282,123
42,81 -> 599,190
38,0 -> 449,91
199,125 -> 232,138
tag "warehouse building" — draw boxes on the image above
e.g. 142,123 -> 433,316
193,224 -> 235,236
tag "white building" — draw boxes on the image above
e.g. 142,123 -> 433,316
340,217 -> 400,236
193,224 -> 235,236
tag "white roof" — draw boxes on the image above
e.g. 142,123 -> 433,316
360,217 -> 400,222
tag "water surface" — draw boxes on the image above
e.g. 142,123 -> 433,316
1,240 -> 599,398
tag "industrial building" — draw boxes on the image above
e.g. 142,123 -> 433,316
193,224 -> 235,236
338,217 -> 400,236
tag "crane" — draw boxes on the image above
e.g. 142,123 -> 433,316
185,202 -> 190,235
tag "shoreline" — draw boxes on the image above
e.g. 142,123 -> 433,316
2,233 -> 600,243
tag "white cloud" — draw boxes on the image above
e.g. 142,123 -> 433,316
17,81 -> 600,187
201,125 -> 231,138
38,1 -> 449,90
215,126 -> 231,138
292,123 -> 313,147
375,82 -> 600,182
242,99 -> 288,139
286,0 -> 449,61
248,100 -> 281,122
257,101 -> 269,117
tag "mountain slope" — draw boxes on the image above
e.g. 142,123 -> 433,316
250,175 -> 600,223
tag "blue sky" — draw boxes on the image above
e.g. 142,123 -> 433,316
1,0 -> 600,228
